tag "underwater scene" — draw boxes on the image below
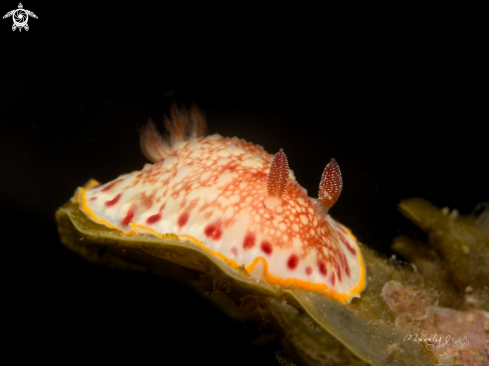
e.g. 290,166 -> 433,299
2,43 -> 486,365
55,106 -> 489,366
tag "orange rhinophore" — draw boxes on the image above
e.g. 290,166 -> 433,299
318,158 -> 343,213
264,149 -> 289,210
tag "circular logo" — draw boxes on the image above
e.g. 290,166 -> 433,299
12,9 -> 28,27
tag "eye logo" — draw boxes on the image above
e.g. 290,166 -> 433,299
3,3 -> 38,32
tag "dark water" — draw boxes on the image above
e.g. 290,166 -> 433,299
1,10 -> 486,364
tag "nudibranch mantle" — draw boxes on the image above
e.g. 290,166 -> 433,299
73,105 -> 366,303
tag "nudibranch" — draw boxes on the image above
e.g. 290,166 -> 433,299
73,104 -> 366,303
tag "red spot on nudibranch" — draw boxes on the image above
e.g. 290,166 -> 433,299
305,266 -> 312,275
231,247 -> 237,257
267,149 -> 289,198
204,222 -> 222,241
336,264 -> 342,282
146,213 -> 161,225
318,261 -> 327,276
139,190 -> 156,209
105,193 -> 122,207
101,179 -> 123,192
318,158 -> 342,210
90,197 -> 97,201
260,241 -> 273,255
331,272 -> 336,286
177,212 -> 189,228
338,232 -> 357,256
121,207 -> 135,226
243,233 -> 256,250
341,253 -> 351,277
287,254 -> 299,270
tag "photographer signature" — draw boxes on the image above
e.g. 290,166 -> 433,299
404,334 -> 469,351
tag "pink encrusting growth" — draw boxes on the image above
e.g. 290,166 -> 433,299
74,104 -> 366,303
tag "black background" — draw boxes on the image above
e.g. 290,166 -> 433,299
1,5 -> 486,365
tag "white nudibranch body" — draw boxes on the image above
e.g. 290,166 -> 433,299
73,104 -> 366,303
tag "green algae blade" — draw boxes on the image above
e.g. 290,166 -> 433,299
287,290 -> 436,366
